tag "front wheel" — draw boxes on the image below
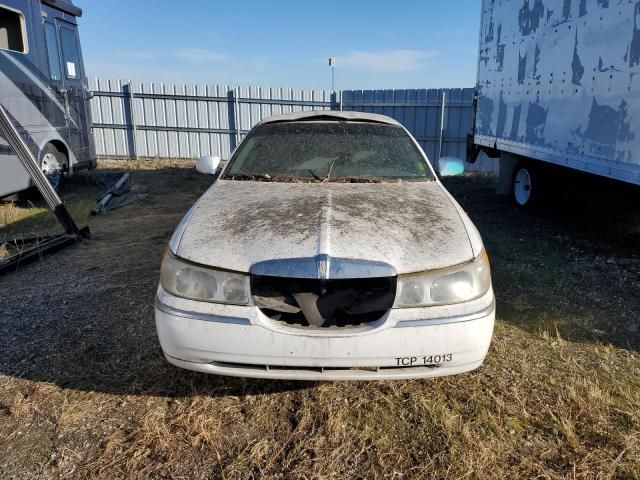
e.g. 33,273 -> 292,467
41,144 -> 66,192
512,165 -> 541,209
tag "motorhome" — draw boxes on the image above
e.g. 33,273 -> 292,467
0,0 -> 95,197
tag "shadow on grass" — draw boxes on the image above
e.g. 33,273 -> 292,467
444,172 -> 640,352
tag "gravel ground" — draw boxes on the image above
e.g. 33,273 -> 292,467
0,161 -> 638,479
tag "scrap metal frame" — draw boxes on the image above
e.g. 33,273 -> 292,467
0,103 -> 90,275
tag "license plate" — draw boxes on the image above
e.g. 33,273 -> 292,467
394,354 -> 453,367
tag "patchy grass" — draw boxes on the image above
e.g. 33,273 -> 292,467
0,159 -> 196,258
0,162 -> 639,479
0,197 -> 96,259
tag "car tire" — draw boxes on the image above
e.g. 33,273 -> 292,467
41,144 -> 66,192
511,164 -> 542,209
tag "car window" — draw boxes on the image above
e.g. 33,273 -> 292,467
59,26 -> 80,79
223,122 -> 433,182
44,22 -> 62,81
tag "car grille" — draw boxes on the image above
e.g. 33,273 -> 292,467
251,274 -> 397,329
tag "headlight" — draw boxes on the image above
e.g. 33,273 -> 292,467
160,252 -> 250,305
395,250 -> 491,307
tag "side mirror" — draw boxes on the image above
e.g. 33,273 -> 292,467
438,156 -> 465,177
196,155 -> 221,175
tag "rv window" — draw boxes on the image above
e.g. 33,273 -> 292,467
59,26 -> 80,79
44,23 -> 61,81
0,6 -> 27,53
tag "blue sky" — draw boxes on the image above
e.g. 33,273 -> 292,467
78,0 -> 481,90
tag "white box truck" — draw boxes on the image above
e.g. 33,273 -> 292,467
468,0 -> 640,207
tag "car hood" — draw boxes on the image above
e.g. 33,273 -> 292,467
174,180 -> 474,275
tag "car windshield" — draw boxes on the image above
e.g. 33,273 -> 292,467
222,121 -> 434,182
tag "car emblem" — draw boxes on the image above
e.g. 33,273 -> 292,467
316,254 -> 330,280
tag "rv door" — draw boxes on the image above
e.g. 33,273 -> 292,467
42,19 -> 65,127
49,18 -> 91,166
57,20 -> 90,166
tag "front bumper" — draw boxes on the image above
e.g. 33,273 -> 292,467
155,286 -> 495,381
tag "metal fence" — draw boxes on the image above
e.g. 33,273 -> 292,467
89,78 -> 498,172
342,88 -> 471,161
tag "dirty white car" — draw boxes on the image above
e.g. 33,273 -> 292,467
155,111 -> 495,380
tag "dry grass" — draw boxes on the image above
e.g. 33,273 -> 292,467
0,158 -> 195,259
0,179 -> 96,260
0,161 -> 638,479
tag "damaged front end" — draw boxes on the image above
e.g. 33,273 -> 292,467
251,256 -> 397,329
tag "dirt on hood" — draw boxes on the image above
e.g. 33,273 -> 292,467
174,179 -> 474,274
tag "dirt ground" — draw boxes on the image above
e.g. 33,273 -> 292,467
0,160 -> 639,479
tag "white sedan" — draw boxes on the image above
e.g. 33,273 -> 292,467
155,111 -> 495,381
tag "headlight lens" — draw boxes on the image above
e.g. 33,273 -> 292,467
161,252 -> 250,305
395,250 -> 491,307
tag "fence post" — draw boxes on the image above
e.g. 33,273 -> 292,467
123,81 -> 138,160
227,88 -> 236,152
437,90 -> 446,162
234,86 -> 241,147
330,90 -> 338,111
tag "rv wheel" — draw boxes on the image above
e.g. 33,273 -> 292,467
41,144 -> 66,192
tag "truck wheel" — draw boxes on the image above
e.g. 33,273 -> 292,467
512,165 -> 540,209
41,144 -> 66,192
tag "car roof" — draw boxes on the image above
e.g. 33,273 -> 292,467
257,110 -> 403,127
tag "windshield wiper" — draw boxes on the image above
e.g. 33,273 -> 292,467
324,160 -> 336,183
223,173 -> 274,181
308,169 -> 322,181
323,176 -> 384,183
